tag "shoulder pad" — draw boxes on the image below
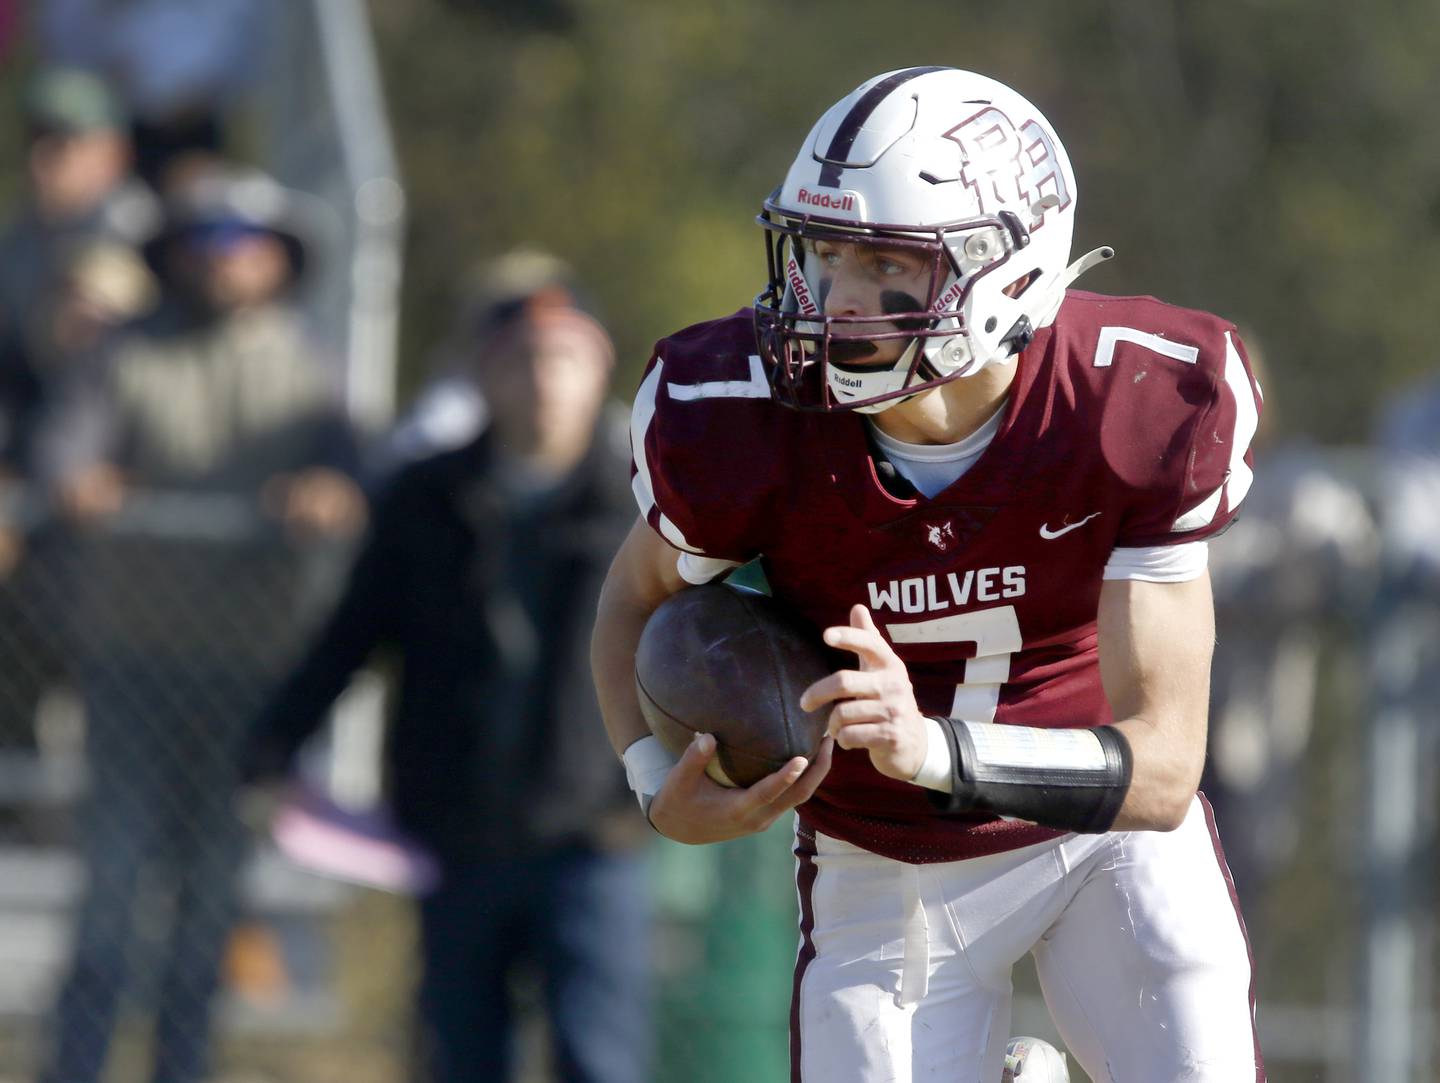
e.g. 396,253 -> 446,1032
1052,293 -> 1263,545
630,311 -> 785,560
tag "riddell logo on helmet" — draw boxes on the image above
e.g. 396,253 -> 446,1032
796,188 -> 857,213
786,259 -> 818,316
932,280 -> 964,312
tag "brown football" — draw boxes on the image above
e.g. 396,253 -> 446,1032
635,582 -> 834,788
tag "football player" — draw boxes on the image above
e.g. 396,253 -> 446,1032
593,68 -> 1265,1082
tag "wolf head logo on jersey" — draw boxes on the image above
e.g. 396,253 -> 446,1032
925,520 -> 956,552
755,67 -> 1114,413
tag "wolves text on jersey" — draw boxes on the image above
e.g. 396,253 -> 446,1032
867,565 -> 1026,614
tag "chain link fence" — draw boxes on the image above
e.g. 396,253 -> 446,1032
0,487 -> 412,1083
0,449 -> 1430,1082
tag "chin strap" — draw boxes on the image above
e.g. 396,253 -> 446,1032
852,338 -> 927,415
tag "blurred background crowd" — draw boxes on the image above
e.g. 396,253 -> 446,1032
0,2 -> 1434,1082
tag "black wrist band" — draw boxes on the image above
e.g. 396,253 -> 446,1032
925,717 -> 1133,834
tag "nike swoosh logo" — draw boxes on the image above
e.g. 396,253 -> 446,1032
1038,512 -> 1103,540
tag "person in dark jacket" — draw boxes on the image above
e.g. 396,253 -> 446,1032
243,253 -> 652,1083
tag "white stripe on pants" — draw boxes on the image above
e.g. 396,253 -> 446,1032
791,796 -> 1260,1082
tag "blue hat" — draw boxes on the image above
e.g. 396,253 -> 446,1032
144,167 -> 321,283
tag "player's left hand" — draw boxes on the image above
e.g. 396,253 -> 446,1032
800,604 -> 927,782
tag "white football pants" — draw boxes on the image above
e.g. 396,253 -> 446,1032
790,796 -> 1262,1082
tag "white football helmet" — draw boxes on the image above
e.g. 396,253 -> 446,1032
755,67 -> 1113,412
1002,1035 -> 1071,1082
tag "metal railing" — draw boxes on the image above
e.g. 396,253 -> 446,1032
257,0 -> 406,433
0,488 -> 370,1081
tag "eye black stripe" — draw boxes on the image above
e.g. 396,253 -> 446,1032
817,66 -> 949,188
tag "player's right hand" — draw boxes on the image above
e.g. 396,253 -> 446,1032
648,732 -> 833,845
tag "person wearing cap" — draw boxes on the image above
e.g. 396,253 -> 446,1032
0,68 -> 158,332
242,252 -> 653,1083
46,164 -> 359,527
0,69 -> 162,873
38,164 -> 364,1083
0,68 -> 159,479
34,0 -> 268,188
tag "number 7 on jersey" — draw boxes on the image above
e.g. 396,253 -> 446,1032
885,606 -> 1022,722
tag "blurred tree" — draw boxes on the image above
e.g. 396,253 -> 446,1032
370,0 -> 1440,442
440,0 -> 577,33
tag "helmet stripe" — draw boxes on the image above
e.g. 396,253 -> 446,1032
817,66 -> 950,188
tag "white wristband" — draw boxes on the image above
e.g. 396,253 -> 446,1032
622,735 -> 679,816
910,715 -> 955,793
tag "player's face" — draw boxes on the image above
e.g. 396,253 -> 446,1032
807,239 -> 933,367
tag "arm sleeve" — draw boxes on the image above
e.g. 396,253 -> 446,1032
1103,541 -> 1209,582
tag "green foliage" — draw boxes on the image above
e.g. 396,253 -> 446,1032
374,0 -> 1438,440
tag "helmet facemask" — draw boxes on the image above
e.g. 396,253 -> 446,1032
754,203 -> 1044,413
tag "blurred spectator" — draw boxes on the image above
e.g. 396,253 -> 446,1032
9,240 -> 159,482
45,165 -> 355,520
0,67 -> 158,477
380,250 -> 593,468
39,165 -> 363,1083
1204,342 -> 1378,916
0,68 -> 157,326
0,68 -> 158,772
34,0 -> 273,187
243,253 -> 653,1083
1366,372 -> 1440,1071
0,238 -> 156,762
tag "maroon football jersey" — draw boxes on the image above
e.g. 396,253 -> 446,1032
631,290 -> 1262,863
